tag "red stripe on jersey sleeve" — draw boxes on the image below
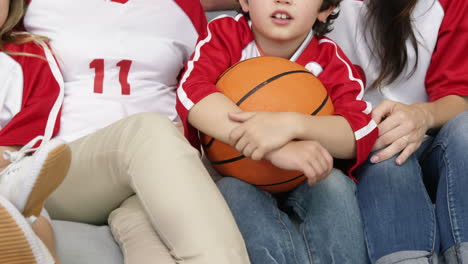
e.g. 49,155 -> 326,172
176,16 -> 252,150
425,0 -> 468,101
0,42 -> 61,146
314,38 -> 378,179
174,0 -> 208,38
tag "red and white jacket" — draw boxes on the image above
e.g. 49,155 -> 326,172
327,0 -> 468,106
24,0 -> 207,141
0,40 -> 62,146
177,14 -> 378,176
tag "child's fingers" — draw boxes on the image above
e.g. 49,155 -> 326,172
250,148 -> 265,161
228,126 -> 244,146
303,161 -> 319,185
242,143 -> 256,158
234,136 -> 249,153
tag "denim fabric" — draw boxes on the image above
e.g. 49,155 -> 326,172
357,111 -> 468,264
217,169 -> 369,264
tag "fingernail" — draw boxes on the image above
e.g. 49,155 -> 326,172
370,156 -> 379,163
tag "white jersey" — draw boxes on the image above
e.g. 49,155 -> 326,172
328,0 -> 468,108
24,0 -> 207,141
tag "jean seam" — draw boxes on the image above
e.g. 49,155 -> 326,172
437,143 -> 462,263
419,166 -> 438,258
358,197 -> 376,262
301,222 -> 315,264
272,196 -> 301,264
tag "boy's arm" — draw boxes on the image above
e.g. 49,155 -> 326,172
307,38 -> 378,172
265,140 -> 333,185
188,92 -> 242,144
176,16 -> 247,149
227,111 -> 352,160
228,40 -> 377,162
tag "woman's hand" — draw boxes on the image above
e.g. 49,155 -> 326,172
370,100 -> 433,165
265,140 -> 333,185
228,111 -> 300,160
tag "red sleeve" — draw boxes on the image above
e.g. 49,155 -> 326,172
426,0 -> 468,101
176,16 -> 250,150
174,0 -> 208,37
0,42 -> 61,146
315,38 -> 378,179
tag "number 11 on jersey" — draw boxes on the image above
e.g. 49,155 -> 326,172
90,59 -> 133,95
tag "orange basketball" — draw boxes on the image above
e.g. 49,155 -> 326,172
202,56 -> 334,193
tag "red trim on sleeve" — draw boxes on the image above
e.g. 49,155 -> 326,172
426,0 -> 468,101
176,16 -> 252,150
174,0 -> 208,38
312,37 -> 378,179
0,42 -> 61,146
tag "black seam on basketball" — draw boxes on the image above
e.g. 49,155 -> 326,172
210,155 -> 246,165
203,138 -> 215,149
310,95 -> 330,115
253,174 -> 305,187
236,70 -> 313,106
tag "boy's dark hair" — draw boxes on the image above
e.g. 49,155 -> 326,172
315,0 -> 341,36
238,0 -> 342,36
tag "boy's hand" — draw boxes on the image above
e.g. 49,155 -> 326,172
228,111 -> 300,160
265,140 -> 333,185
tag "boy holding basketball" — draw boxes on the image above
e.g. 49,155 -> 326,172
177,0 -> 377,262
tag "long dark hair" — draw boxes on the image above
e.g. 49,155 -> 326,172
364,0 -> 419,89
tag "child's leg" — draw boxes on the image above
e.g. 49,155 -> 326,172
45,113 -> 249,264
108,195 -> 175,264
286,169 -> 369,264
217,177 -> 308,264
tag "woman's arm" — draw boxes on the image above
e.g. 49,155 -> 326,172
188,92 -> 242,144
371,95 -> 467,165
371,0 -> 468,165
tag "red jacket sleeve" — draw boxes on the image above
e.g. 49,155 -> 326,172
315,38 -> 378,179
176,16 -> 249,150
0,42 -> 61,146
426,0 -> 468,101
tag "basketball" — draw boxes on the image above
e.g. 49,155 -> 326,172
202,56 -> 334,193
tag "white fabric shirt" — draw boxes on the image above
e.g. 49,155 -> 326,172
328,0 -> 468,108
24,0 -> 206,141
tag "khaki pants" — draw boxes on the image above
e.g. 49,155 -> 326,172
46,113 -> 249,264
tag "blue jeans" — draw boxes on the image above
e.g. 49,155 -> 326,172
357,111 -> 468,264
217,168 -> 369,264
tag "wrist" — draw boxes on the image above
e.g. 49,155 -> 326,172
288,112 -> 306,139
415,102 -> 435,130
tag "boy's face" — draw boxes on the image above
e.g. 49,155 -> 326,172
239,0 -> 334,44
0,0 -> 9,28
